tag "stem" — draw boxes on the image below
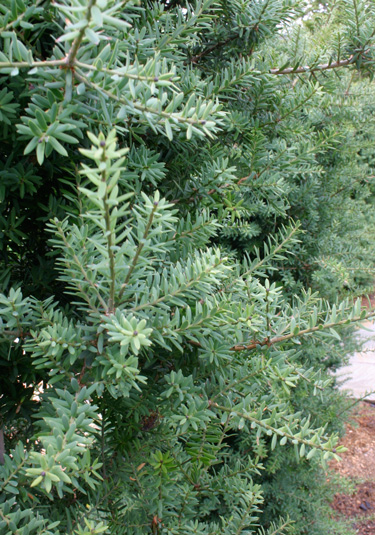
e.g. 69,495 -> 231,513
211,362 -> 268,401
0,59 -> 66,69
69,481 -> 121,533
66,0 -> 96,67
267,520 -> 294,535
74,71 -> 207,126
0,456 -> 27,490
75,60 -> 169,82
130,258 -> 225,311
55,224 -> 108,311
330,174 -> 374,198
265,288 -> 270,342
242,223 -> 300,278
231,311 -> 375,352
101,409 -> 107,478
188,310 -> 375,352
213,403 -> 333,452
336,390 -> 375,417
284,357 -> 325,391
0,509 -> 10,528
234,502 -> 257,535
0,51 -> 370,80
0,428 -> 4,465
189,0 -> 271,65
270,55 -> 356,75
0,0 -> 44,34
117,204 -> 158,302
262,85 -> 320,127
353,0 -> 360,37
344,72 -> 355,97
190,34 -> 239,64
101,164 -> 116,312
171,172 -> 253,204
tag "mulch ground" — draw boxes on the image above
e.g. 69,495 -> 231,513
330,402 -> 375,534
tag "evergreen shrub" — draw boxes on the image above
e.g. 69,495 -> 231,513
1,0 -> 375,534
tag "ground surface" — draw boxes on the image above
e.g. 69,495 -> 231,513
330,402 -> 375,534
336,321 -> 375,401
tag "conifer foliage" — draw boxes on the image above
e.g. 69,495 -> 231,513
1,1 -> 375,534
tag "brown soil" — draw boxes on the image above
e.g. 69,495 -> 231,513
330,402 -> 375,534
361,292 -> 375,310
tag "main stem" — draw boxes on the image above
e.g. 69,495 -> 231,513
101,166 -> 116,313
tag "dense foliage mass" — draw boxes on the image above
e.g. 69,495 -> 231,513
1,1 -> 375,534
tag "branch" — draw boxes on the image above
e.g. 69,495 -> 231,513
130,257 -> 225,312
270,55 -> 355,75
330,175 -> 374,198
232,310 -> 375,351
0,59 -> 65,69
0,428 -> 4,465
241,223 -> 301,278
188,310 -> 375,352
261,85 -> 320,127
188,0 -> 270,65
0,57 -> 172,85
65,0 -> 96,67
170,172 -> 252,205
117,203 -> 158,303
74,60 -> 171,83
0,454 -> 27,488
55,223 -> 108,311
211,363 -> 268,402
101,163 -> 116,313
336,389 -> 375,417
189,34 -> 239,64
74,72 -> 207,127
284,357 -> 325,391
0,55 -> 358,76
212,403 -> 335,452
0,0 -> 44,34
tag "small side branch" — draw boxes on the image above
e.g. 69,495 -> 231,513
117,203 -> 158,303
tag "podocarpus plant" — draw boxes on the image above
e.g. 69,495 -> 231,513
1,1 -> 375,534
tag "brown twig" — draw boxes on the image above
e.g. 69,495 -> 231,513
270,55 -> 355,75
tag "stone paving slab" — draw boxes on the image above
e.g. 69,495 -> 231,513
336,321 -> 375,401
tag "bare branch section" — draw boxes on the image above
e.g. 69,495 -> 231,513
270,55 -> 355,75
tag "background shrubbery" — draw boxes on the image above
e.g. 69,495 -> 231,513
1,1 -> 375,534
